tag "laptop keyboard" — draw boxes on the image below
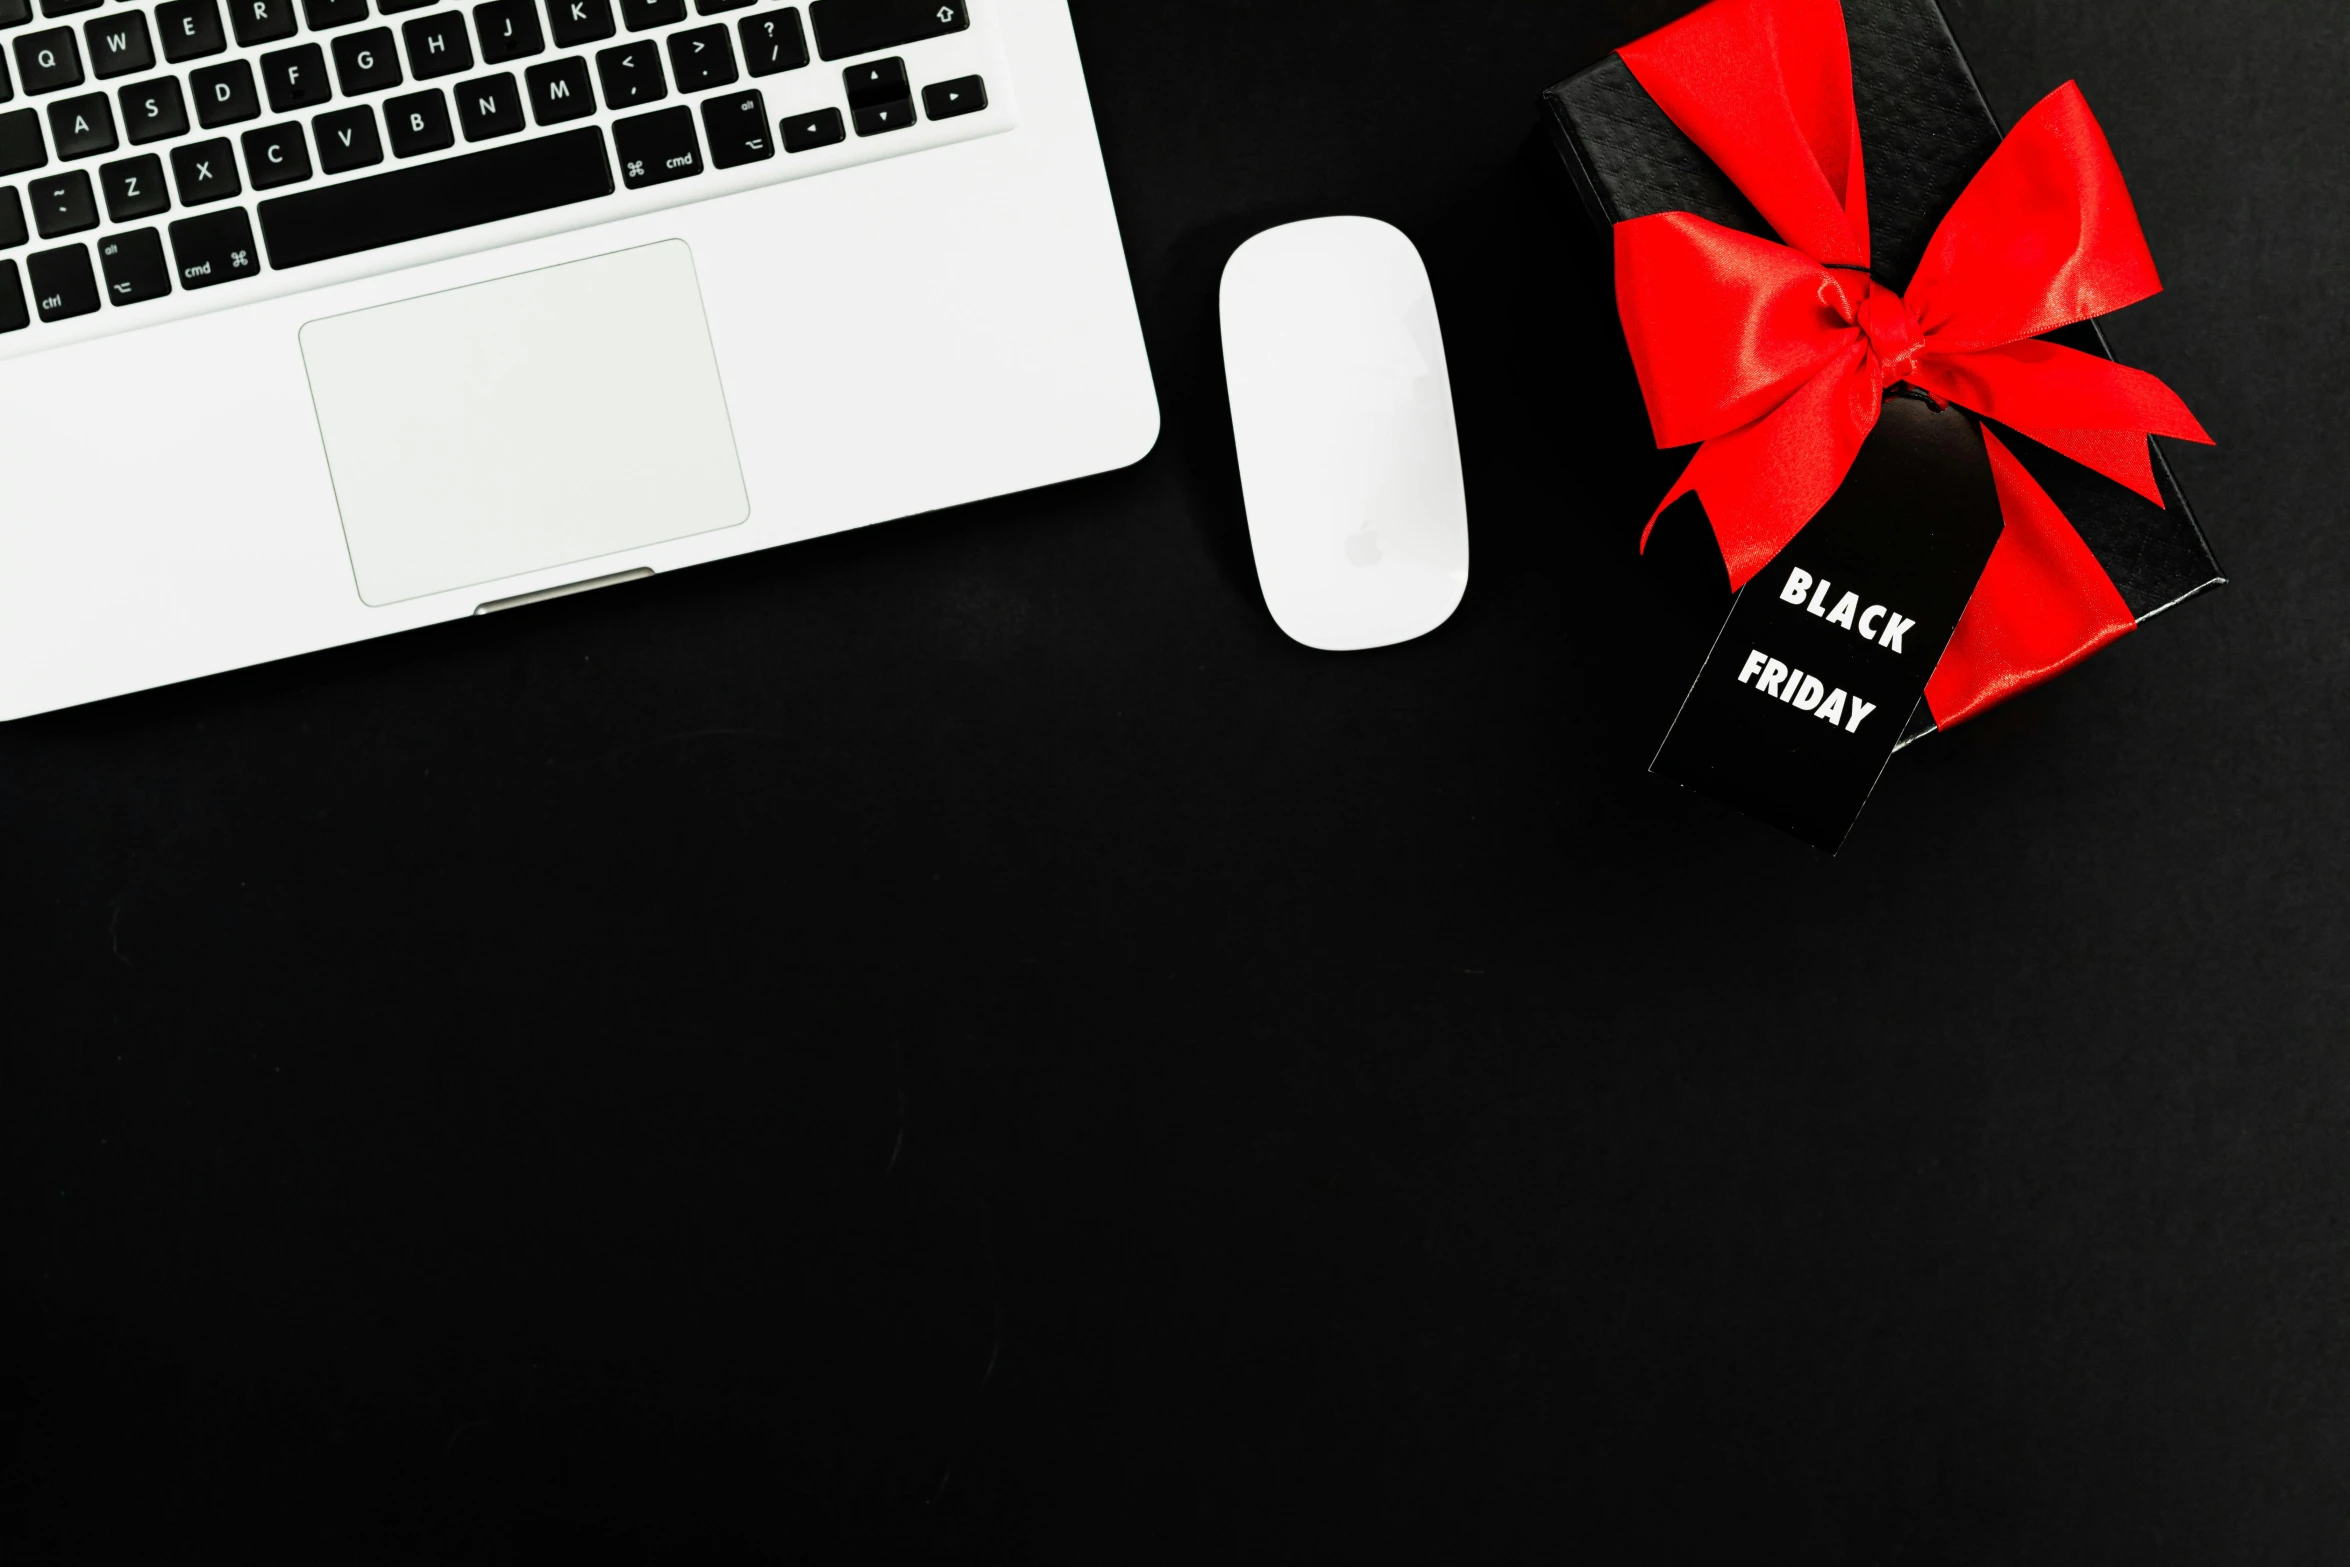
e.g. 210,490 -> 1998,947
0,0 -> 1006,353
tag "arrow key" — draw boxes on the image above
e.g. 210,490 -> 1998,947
96,222 -> 167,303
700,86 -> 769,168
920,72 -> 982,121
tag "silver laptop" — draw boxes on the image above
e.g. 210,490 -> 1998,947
0,0 -> 1156,718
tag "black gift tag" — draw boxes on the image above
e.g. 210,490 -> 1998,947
1650,395 -> 2007,852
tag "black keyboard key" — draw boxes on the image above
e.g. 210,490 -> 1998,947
25,164 -> 89,231
24,235 -> 89,315
696,0 -> 752,14
229,0 -> 297,48
665,24 -> 730,91
0,258 -> 23,331
377,0 -> 433,13
302,0 -> 369,29
97,223 -> 167,302
44,87 -> 107,157
522,54 -> 587,123
0,52 -> 10,104
778,102 -> 835,151
261,43 -> 329,111
383,86 -> 448,154
0,184 -> 22,243
617,0 -> 680,31
190,59 -> 258,126
849,95 -> 905,136
697,85 -> 764,166
0,0 -> 22,24
119,76 -> 187,143
921,72 -> 980,120
808,0 -> 959,62
840,53 -> 897,109
473,0 -> 539,63
167,203 -> 258,286
544,0 -> 611,47
14,27 -> 79,92
257,122 -> 610,266
593,40 -> 658,107
169,134 -> 237,202
82,11 -> 151,78
333,28 -> 400,94
241,119 -> 308,185
402,13 -> 469,79
97,149 -> 165,219
0,104 -> 38,169
40,0 -> 100,16
611,101 -> 692,186
453,69 -> 520,139
737,8 -> 800,75
312,101 -> 379,169
154,0 -> 224,62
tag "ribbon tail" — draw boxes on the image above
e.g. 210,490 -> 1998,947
1638,342 -> 1880,590
1925,426 -> 2137,729
1911,340 -> 2212,507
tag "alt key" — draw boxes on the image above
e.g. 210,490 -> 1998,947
97,225 -> 171,304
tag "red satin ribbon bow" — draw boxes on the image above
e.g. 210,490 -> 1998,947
1613,0 -> 2213,728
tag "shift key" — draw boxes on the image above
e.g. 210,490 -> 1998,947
807,0 -> 967,62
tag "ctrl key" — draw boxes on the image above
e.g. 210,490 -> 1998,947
27,242 -> 98,321
168,206 -> 260,290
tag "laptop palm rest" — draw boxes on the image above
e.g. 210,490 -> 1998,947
300,239 -> 750,608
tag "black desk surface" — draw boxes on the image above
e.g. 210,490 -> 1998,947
6,0 -> 2345,1559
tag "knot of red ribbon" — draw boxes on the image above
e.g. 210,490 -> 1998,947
1611,0 -> 2214,728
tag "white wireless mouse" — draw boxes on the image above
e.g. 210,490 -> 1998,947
1219,217 -> 1470,652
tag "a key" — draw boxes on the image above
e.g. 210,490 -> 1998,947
0,52 -> 11,104
154,0 -> 224,63
119,77 -> 189,143
97,150 -> 165,219
241,120 -> 308,186
737,9 -> 802,76
840,54 -> 900,109
45,90 -> 108,157
262,43 -> 330,112
96,223 -> 167,302
13,27 -> 81,92
593,41 -> 660,107
312,102 -> 380,170
301,0 -> 369,30
611,102 -> 694,186
82,12 -> 151,79
167,203 -> 258,286
229,0 -> 295,48
168,134 -> 237,202
25,237 -> 92,316
921,73 -> 981,120
0,0 -> 22,25
522,55 -> 589,123
0,105 -> 40,171
402,14 -> 471,80
255,124 -> 610,267
333,29 -> 401,95
544,0 -> 613,48
453,70 -> 522,140
383,87 -> 450,155
39,0 -> 101,16
778,103 -> 837,152
473,0 -> 541,64
665,24 -> 732,92
617,0 -> 682,32
696,0 -> 753,15
807,0 -> 962,63
697,86 -> 765,167
0,258 -> 24,331
850,95 -> 907,136
190,60 -> 257,127
26,165 -> 90,232
0,185 -> 23,244
377,0 -> 433,14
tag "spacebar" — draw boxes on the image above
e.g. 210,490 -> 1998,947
257,129 -> 616,270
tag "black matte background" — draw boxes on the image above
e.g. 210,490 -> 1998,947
3,1 -> 2344,1560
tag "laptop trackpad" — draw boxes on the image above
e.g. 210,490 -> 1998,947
301,240 -> 750,608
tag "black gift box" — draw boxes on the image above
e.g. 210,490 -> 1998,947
1542,0 -> 2222,747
